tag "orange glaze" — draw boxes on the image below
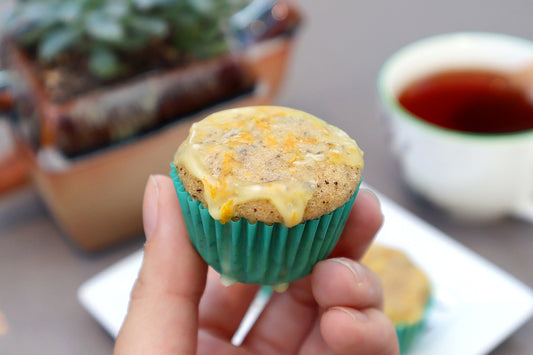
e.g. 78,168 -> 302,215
174,106 -> 364,226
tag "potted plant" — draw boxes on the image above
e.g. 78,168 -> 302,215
0,0 -> 301,251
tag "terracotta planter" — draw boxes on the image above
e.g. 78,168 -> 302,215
0,1 -> 302,251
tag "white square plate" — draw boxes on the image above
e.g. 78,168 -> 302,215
78,189 -> 533,354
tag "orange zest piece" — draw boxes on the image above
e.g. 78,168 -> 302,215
264,134 -> 278,146
234,132 -> 255,144
283,133 -> 298,150
220,200 -> 235,224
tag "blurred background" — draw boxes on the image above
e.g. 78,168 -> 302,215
1,0 -> 532,354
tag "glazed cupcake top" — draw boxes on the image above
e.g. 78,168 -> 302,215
361,244 -> 431,325
174,106 -> 364,227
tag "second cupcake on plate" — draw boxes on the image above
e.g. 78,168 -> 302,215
170,106 -> 364,289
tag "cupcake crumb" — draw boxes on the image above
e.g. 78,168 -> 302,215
271,283 -> 289,292
220,275 -> 237,287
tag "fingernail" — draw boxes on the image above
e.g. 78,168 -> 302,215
331,306 -> 368,322
327,257 -> 366,286
143,175 -> 160,241
150,174 -> 160,198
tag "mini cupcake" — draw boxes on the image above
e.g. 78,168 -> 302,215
361,244 -> 432,353
171,106 -> 364,288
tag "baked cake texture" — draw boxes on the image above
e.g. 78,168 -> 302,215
173,106 -> 363,226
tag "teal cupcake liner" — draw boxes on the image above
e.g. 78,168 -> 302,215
170,163 -> 360,286
395,296 -> 433,354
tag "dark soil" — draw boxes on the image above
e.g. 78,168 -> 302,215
29,42 -> 195,103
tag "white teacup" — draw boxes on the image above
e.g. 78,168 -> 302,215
378,32 -> 533,222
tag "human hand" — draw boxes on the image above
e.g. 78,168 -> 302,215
114,175 -> 399,355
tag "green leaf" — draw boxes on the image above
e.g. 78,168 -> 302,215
85,11 -> 124,42
127,15 -> 168,37
132,0 -> 176,11
39,28 -> 80,61
57,3 -> 83,23
17,3 -> 60,24
89,47 -> 121,79
6,4 -> 60,40
187,0 -> 215,14
104,1 -> 130,19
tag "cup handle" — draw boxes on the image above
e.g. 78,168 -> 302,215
512,200 -> 533,224
0,71 -> 29,195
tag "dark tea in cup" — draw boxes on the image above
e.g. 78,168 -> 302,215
398,69 -> 533,134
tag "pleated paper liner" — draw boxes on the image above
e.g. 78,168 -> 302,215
170,163 -> 360,287
395,296 -> 433,354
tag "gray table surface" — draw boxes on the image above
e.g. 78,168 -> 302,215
1,1 -> 533,354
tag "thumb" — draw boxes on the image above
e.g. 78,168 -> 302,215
114,175 -> 207,355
